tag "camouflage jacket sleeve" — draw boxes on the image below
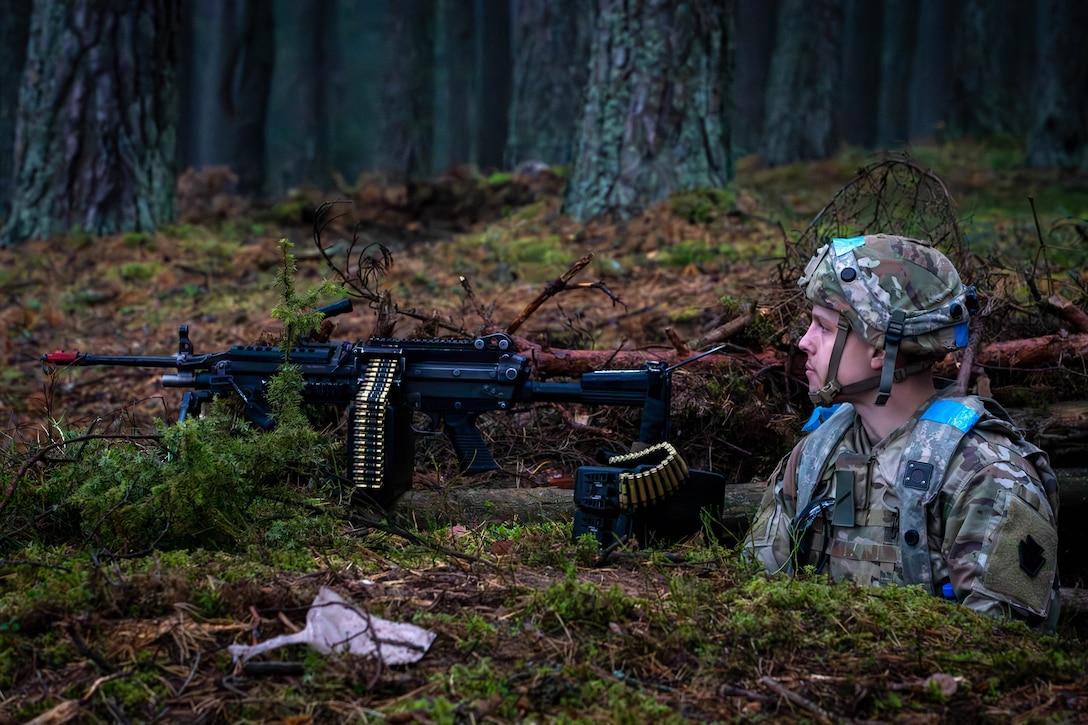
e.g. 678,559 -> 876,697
936,431 -> 1060,625
743,449 -> 799,574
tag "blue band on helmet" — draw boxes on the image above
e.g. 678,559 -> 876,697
831,236 -> 866,256
954,321 -> 969,348
920,399 -> 980,432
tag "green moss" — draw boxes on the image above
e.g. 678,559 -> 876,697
506,199 -> 548,221
668,186 -> 738,223
122,231 -> 153,247
671,306 -> 704,323
656,238 -> 737,268
65,225 -> 92,249
504,235 -> 573,267
119,261 -> 159,281
268,199 -> 310,225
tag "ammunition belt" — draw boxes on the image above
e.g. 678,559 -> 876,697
608,442 -> 690,509
350,356 -> 400,491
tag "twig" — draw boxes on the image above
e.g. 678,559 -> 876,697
506,254 -> 624,334
459,275 -> 492,325
718,684 -> 772,702
242,661 -> 305,677
1028,196 -> 1054,299
64,621 -> 115,674
312,200 -> 393,303
687,308 -> 755,351
665,328 -> 689,356
759,675 -> 845,725
956,296 -> 992,396
349,508 -> 485,566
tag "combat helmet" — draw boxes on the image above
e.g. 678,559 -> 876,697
798,234 -> 976,406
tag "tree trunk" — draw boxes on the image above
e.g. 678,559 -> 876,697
375,0 -> 437,180
730,0 -> 777,158
839,0 -> 881,148
875,0 -> 916,148
474,0 -> 510,171
505,0 -> 596,168
432,0 -> 476,173
0,1 -> 32,220
760,0 -> 844,166
265,0 -> 330,196
1027,0 -> 1088,170
563,0 -> 733,222
950,0 -> 1037,139
906,0 -> 961,142
222,0 -> 274,196
1,0 -> 180,245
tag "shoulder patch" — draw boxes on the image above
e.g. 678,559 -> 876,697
976,493 -> 1058,617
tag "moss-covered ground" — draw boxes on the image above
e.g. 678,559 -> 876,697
3,142 -> 1088,722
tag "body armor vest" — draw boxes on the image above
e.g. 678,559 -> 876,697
787,396 -> 1059,595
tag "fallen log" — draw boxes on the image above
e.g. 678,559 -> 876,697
513,336 -> 783,379
935,332 -> 1088,374
400,469 -> 1088,613
517,332 -> 1088,384
402,472 -> 1088,528
1042,293 -> 1088,334
1005,402 -> 1088,466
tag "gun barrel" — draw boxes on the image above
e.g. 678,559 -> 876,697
42,351 -> 182,367
162,372 -> 200,387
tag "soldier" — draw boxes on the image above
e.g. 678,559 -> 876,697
745,234 -> 1060,630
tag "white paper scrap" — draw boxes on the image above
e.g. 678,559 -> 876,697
228,586 -> 435,666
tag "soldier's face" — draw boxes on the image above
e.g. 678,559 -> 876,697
798,306 -> 882,395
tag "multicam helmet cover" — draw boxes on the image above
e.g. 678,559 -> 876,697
798,234 -> 974,405
799,234 -> 971,359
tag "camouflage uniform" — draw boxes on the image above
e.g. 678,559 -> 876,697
745,235 -> 1061,629
746,394 -> 1061,626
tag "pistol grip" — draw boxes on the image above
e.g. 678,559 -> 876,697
444,413 -> 499,474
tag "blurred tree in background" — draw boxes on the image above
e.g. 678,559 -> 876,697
1,0 -> 179,244
0,0 -> 1085,243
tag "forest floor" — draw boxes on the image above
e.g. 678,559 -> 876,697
3,143 -> 1088,722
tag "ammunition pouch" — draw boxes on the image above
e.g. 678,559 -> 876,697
571,442 -> 726,547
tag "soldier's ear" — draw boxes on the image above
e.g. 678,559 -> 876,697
870,347 -> 885,371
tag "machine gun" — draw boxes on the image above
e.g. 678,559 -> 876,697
42,300 -> 680,507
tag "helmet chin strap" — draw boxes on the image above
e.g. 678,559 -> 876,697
873,309 -> 907,406
808,314 -> 851,406
808,309 -> 925,407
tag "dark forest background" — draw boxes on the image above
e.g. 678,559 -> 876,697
0,0 -> 1085,244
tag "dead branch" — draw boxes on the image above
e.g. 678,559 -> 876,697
459,275 -> 497,329
956,296 -> 993,395
687,307 -> 757,351
759,676 -> 843,725
312,200 -> 393,303
957,332 -> 1088,371
370,289 -> 397,339
664,328 -> 689,356
506,253 -> 624,335
1041,293 -> 1088,334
